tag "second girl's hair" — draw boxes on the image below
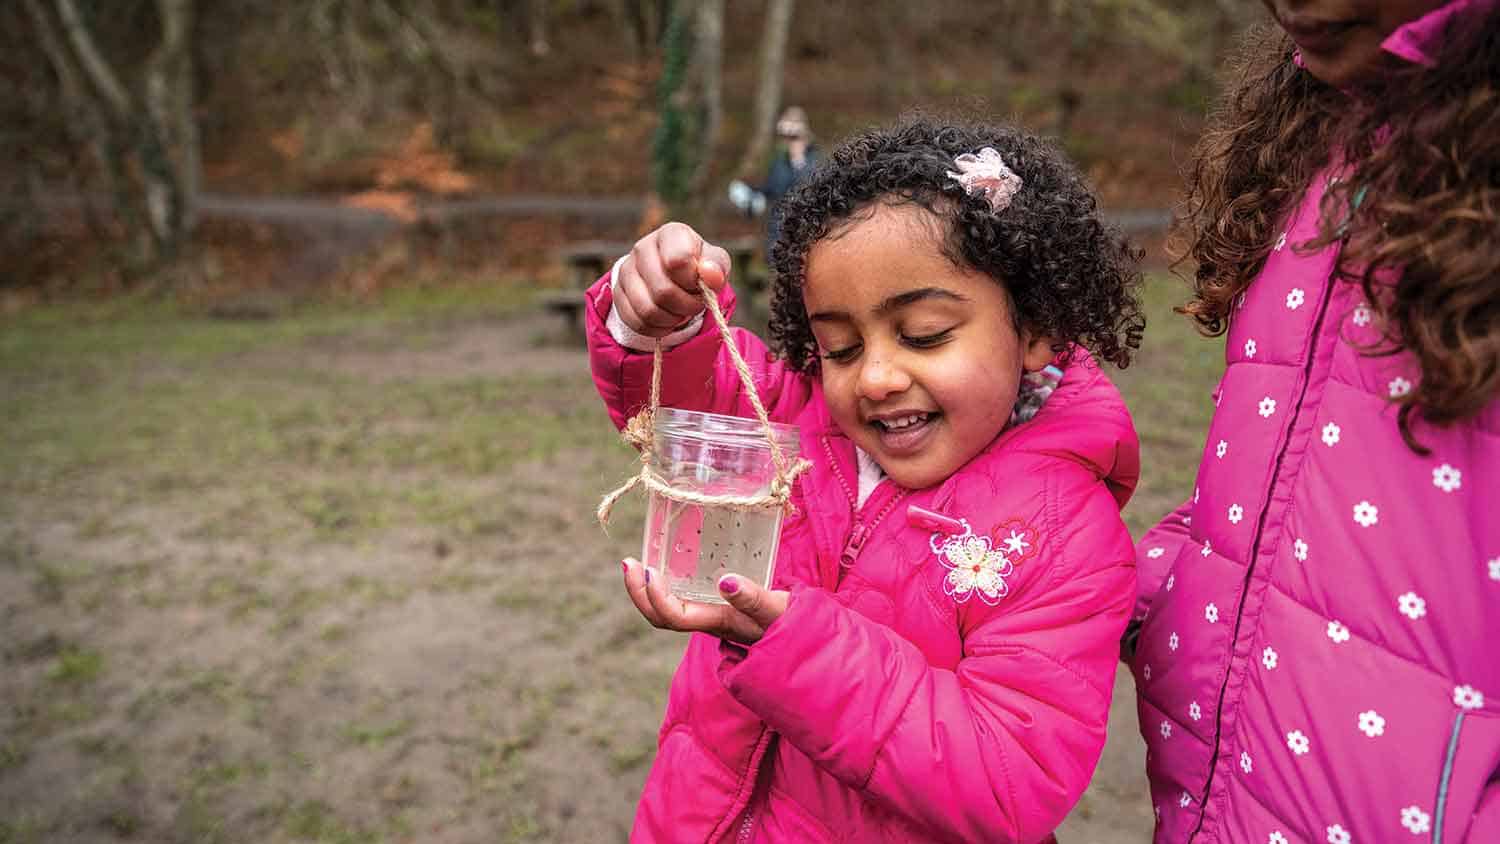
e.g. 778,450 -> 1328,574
1174,13 -> 1500,450
767,118 -> 1144,374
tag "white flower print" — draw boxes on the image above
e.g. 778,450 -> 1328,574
1389,376 -> 1412,398
999,529 -> 1031,556
1259,396 -> 1278,418
1262,646 -> 1278,670
1189,701 -> 1202,721
1205,603 -> 1220,623
1432,464 -> 1462,493
1270,833 -> 1288,844
1169,632 -> 1180,651
1240,751 -> 1253,773
1454,685 -> 1485,711
934,526 -> 1014,606
1353,500 -> 1379,528
1166,574 -> 1176,591
1322,422 -> 1341,446
1294,539 -> 1309,562
1161,720 -> 1172,739
1327,620 -> 1351,644
1353,302 -> 1372,327
1286,288 -> 1305,310
1288,730 -> 1311,756
1201,539 -> 1212,557
1184,515 -> 1192,526
1216,439 -> 1228,459
1195,486 -> 1201,504
1397,592 -> 1427,620
1274,231 -> 1288,251
1228,503 -> 1244,524
1358,710 -> 1385,738
1489,557 -> 1500,581
1401,806 -> 1431,835
1245,338 -> 1258,358
1179,791 -> 1192,808
1147,546 -> 1165,559
1326,824 -> 1351,844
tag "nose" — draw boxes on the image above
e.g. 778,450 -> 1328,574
857,348 -> 911,402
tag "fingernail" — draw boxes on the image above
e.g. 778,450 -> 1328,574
621,560 -> 630,575
719,575 -> 740,595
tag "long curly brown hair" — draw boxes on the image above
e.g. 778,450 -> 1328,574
1174,13 -> 1500,451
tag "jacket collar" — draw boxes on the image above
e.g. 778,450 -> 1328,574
1382,0 -> 1498,67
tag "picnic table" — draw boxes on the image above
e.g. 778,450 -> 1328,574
541,236 -> 766,336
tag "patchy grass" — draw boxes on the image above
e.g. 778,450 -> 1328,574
0,274 -> 1220,842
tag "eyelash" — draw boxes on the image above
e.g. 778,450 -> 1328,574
821,329 -> 954,363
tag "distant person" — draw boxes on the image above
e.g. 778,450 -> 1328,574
728,106 -> 821,264
590,118 -> 1146,842
1126,1 -> 1500,842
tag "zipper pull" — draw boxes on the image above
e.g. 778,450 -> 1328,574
840,521 -> 870,567
907,505 -> 966,536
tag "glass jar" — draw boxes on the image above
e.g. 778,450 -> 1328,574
640,407 -> 801,604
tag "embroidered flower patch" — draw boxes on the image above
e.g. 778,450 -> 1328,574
930,518 -> 1037,606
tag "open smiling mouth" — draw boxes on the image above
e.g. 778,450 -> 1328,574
871,412 -> 940,451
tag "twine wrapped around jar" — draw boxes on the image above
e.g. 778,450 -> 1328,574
597,286 -> 812,528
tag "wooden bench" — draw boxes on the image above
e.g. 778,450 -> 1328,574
541,236 -> 766,337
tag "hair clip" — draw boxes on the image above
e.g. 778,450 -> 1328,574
946,147 -> 1023,212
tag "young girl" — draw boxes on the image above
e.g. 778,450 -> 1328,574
588,119 -> 1145,843
1129,2 -> 1500,842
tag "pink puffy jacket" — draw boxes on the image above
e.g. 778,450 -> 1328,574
1130,5 -> 1500,841
587,273 -> 1141,843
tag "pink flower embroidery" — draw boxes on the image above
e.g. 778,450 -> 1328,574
946,147 -> 1024,212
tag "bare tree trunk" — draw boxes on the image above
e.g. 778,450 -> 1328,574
687,0 -> 723,198
46,0 -> 200,260
734,0 -> 794,180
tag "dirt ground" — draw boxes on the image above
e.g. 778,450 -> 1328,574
0,278 -> 1218,843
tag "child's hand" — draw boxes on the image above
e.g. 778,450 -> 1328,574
621,558 -> 787,644
615,223 -> 732,338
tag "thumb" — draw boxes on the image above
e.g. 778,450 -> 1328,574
696,256 -> 728,293
718,575 -> 788,628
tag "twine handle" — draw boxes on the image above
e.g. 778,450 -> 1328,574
597,282 -> 811,528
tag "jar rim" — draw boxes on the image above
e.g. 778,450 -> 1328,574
654,406 -> 800,450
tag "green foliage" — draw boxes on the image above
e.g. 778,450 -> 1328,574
650,10 -> 699,208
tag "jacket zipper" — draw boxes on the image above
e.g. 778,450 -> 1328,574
715,729 -> 775,843
1186,268 -> 1340,842
822,434 -> 907,569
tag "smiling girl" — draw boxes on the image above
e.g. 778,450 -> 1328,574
587,119 -> 1145,843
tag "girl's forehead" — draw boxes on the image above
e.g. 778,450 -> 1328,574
803,203 -> 1008,317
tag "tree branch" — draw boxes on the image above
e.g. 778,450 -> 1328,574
53,0 -> 132,119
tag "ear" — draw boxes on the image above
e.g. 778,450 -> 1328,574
1019,329 -> 1058,372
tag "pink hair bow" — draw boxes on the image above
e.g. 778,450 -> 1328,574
946,147 -> 1023,212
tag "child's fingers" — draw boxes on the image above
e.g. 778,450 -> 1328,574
633,562 -> 768,643
717,575 -> 788,630
697,244 -> 732,293
624,237 -> 705,331
621,558 -> 666,628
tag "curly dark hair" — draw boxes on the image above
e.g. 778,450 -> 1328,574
1174,11 -> 1500,451
766,118 -> 1145,374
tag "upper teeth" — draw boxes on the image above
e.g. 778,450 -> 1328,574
883,414 -> 925,430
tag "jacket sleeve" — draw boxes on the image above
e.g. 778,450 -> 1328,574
719,480 -> 1135,844
1463,780 -> 1500,844
584,271 -> 812,431
1121,497 -> 1193,661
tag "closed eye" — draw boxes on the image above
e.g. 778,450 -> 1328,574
904,329 -> 954,349
821,344 -> 861,363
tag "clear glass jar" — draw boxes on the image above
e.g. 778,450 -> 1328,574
640,407 -> 801,604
